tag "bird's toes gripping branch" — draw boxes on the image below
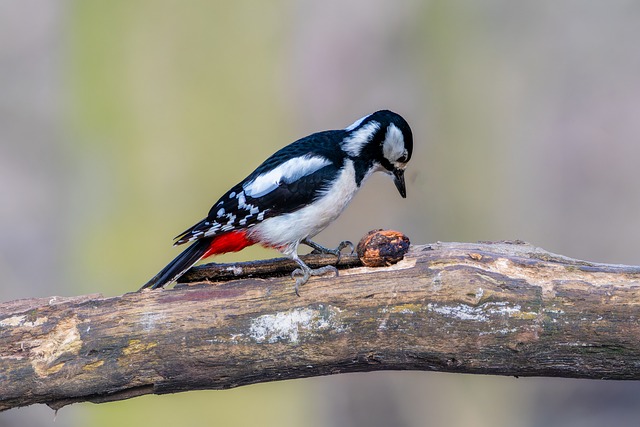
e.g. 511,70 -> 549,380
290,254 -> 339,296
334,240 -> 356,258
301,238 -> 355,263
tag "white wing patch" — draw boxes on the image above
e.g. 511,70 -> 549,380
243,155 -> 331,198
341,121 -> 380,157
382,123 -> 407,164
248,159 -> 360,253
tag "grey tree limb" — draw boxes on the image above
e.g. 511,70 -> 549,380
1,241 -> 640,412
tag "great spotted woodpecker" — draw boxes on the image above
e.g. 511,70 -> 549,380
140,110 -> 413,294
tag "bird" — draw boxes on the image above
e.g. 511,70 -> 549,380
139,109 -> 413,295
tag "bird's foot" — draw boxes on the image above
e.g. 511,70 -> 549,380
302,238 -> 355,263
291,265 -> 339,296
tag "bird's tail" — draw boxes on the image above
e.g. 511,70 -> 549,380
139,238 -> 212,291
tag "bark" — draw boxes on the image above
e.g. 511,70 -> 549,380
1,241 -> 640,411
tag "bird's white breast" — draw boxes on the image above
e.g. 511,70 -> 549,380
249,159 -> 360,255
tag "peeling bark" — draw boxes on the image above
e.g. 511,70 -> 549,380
1,241 -> 640,411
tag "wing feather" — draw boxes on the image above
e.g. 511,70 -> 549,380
174,131 -> 344,246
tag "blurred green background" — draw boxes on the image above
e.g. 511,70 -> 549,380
3,0 -> 640,426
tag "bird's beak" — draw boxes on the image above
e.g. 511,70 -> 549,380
393,169 -> 407,198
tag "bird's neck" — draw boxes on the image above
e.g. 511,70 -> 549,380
347,155 -> 379,188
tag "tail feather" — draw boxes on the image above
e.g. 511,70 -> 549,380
139,238 -> 212,291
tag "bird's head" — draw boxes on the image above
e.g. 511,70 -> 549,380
342,110 -> 413,198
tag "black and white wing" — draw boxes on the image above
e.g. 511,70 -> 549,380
174,133 -> 344,245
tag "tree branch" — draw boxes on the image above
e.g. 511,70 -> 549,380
2,241 -> 640,411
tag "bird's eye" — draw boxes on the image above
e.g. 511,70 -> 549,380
396,149 -> 409,164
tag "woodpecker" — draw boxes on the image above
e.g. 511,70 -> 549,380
140,109 -> 413,294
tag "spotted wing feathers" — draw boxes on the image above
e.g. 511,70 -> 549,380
174,153 -> 339,246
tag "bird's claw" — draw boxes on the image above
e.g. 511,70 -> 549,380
291,265 -> 339,296
291,268 -> 309,296
336,240 -> 355,253
303,238 -> 355,263
335,240 -> 355,260
327,240 -> 354,264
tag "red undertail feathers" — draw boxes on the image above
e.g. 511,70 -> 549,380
140,231 -> 255,290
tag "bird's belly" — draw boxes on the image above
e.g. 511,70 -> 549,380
249,160 -> 359,254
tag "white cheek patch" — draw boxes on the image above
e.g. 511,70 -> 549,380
382,123 -> 407,163
342,121 -> 380,157
243,155 -> 331,198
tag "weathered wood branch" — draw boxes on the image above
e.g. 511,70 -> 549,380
2,241 -> 640,412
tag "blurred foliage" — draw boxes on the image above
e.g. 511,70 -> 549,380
86,382 -> 306,427
66,1 -> 291,295
65,2 -> 311,426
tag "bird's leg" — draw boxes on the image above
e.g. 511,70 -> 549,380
290,252 -> 338,296
301,238 -> 355,263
